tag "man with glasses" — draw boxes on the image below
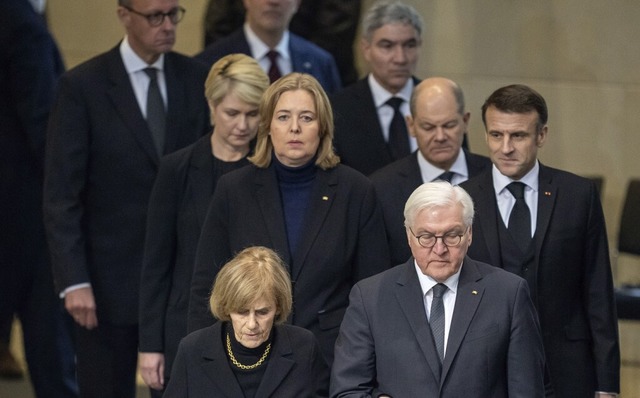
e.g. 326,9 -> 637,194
371,77 -> 490,266
331,181 -> 546,397
44,0 -> 209,397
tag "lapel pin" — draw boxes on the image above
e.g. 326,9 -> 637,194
544,191 -> 551,196
472,290 -> 478,295
322,196 -> 329,201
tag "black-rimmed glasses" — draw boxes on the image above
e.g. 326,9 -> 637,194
409,227 -> 468,248
123,5 -> 185,27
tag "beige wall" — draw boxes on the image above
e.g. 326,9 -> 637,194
48,0 -> 639,273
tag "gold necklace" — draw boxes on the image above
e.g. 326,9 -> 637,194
226,333 -> 271,370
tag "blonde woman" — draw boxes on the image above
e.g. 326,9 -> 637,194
165,246 -> 328,397
188,73 -> 391,366
138,54 -> 269,395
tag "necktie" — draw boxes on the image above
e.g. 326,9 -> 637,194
506,182 -> 532,249
386,97 -> 410,160
266,50 -> 282,83
144,67 -> 166,156
430,283 -> 447,363
435,171 -> 455,183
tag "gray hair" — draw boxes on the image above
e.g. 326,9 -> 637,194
361,1 -> 424,42
404,181 -> 474,229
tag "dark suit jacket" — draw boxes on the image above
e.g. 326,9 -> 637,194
196,28 -> 342,94
139,134 -> 249,377
44,45 -> 209,325
370,150 -> 491,265
164,322 -> 329,397
331,77 -> 420,176
188,163 -> 390,363
460,165 -> 620,395
331,256 -> 546,397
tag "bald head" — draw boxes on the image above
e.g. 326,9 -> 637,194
406,77 -> 469,170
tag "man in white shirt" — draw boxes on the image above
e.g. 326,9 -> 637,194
43,0 -> 209,396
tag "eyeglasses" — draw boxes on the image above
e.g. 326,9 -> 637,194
409,227 -> 468,248
123,5 -> 186,27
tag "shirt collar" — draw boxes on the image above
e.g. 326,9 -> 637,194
368,73 -> 414,108
414,259 -> 461,297
417,149 -> 468,182
243,23 -> 291,62
492,160 -> 540,195
119,35 -> 165,74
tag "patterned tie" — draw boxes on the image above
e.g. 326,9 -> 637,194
386,97 -> 410,160
266,50 -> 282,83
506,182 -> 532,249
144,67 -> 166,156
430,283 -> 447,363
435,171 -> 455,183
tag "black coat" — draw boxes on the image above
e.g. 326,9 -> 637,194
460,164 -> 620,395
139,134 -> 249,377
165,323 -> 329,398
44,46 -> 209,324
188,163 -> 390,364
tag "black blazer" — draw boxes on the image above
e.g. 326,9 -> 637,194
196,28 -> 342,94
331,257 -> 545,397
370,150 -> 491,265
44,46 -> 209,324
164,322 -> 329,397
460,165 -> 620,395
188,163 -> 390,363
330,77 -> 420,176
139,134 -> 249,376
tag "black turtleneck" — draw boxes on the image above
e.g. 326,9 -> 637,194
224,322 -> 274,398
272,154 -> 317,263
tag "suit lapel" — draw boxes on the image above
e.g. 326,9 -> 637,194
394,261 -> 443,383
441,258 -> 484,385
255,167 -> 291,266
535,164 -> 556,255
290,169 -> 336,280
255,326 -> 296,398
105,46 -> 159,164
186,135 -> 215,226
201,324 -> 245,397
358,79 -> 390,161
289,34 -> 314,75
163,52 -> 185,154
472,172 -> 502,268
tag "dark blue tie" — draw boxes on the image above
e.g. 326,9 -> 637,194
430,283 -> 447,363
386,97 -> 410,160
506,182 -> 532,249
144,67 -> 165,156
435,171 -> 455,183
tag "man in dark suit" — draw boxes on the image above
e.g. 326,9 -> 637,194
331,1 -> 423,176
331,181 -> 546,397
196,0 -> 342,93
460,84 -> 620,397
0,0 -> 77,396
43,0 -> 209,396
202,0 -> 361,86
371,77 -> 491,265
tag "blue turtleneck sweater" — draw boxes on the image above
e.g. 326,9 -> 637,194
273,155 -> 317,263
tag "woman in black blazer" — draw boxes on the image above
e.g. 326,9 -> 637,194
165,246 -> 329,397
138,54 -> 270,395
188,73 -> 391,365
